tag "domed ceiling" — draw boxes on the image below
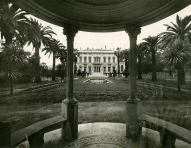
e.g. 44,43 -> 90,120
15,0 -> 191,32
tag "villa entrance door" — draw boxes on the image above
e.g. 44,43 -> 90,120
94,66 -> 101,73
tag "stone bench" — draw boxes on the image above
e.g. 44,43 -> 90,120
138,114 -> 191,148
0,116 -> 66,148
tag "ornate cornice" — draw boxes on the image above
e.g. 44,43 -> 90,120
14,0 -> 191,32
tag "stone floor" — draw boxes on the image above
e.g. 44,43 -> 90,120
17,123 -> 191,148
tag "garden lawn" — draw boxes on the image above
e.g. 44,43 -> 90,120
1,78 -> 191,104
0,78 -> 191,133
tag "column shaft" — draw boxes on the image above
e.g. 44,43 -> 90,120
129,34 -> 137,99
66,33 -> 74,99
62,24 -> 78,142
125,25 -> 141,140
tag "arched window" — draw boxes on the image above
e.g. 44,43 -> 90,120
108,57 -> 111,63
113,57 -> 115,63
79,57 -> 82,63
89,57 -> 91,63
103,57 -> 106,63
84,57 -> 87,63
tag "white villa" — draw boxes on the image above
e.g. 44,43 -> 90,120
76,48 -> 125,76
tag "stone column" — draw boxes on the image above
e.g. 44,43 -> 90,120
0,121 -> 11,147
62,24 -> 78,141
125,25 -> 141,140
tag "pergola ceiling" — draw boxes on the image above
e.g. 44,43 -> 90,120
15,0 -> 191,32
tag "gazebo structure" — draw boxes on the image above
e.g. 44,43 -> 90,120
14,0 -> 191,143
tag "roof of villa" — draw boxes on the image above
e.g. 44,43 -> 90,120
15,0 -> 191,32
79,48 -> 116,54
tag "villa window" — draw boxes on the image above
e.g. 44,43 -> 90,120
104,67 -> 106,73
89,57 -> 91,63
98,57 -> 100,63
113,66 -> 115,72
108,57 -> 111,63
79,57 -> 82,63
108,67 -> 111,72
94,57 -> 101,63
113,57 -> 115,63
103,57 -> 106,63
84,57 -> 87,63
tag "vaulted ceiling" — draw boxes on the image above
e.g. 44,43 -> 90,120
15,0 -> 191,32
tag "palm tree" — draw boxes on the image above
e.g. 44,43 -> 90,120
163,40 -> 191,91
136,43 -> 147,79
27,18 -> 55,82
42,39 -> 64,81
56,45 -> 67,65
56,45 -> 67,79
160,15 -> 191,84
1,41 -> 30,95
73,48 -> 79,75
143,35 -> 160,81
0,2 -> 28,45
120,49 -> 129,78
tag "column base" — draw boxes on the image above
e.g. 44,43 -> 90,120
61,98 -> 78,142
28,133 -> 44,148
126,98 -> 141,140
160,130 -> 176,148
0,122 -> 11,147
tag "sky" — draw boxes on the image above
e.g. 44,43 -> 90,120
27,5 -> 191,67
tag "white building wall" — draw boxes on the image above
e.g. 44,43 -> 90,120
76,49 -> 125,75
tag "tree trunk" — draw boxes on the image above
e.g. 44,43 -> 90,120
5,36 -> 14,95
34,48 -> 41,83
151,50 -> 157,81
179,66 -> 186,85
137,56 -> 142,79
177,69 -> 181,92
9,75 -> 13,95
52,52 -> 56,81
169,67 -> 173,77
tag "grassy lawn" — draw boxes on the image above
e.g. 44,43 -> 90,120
0,78 -> 191,133
0,81 -> 52,96
140,73 -> 191,91
1,78 -> 190,104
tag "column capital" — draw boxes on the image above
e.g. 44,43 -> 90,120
125,25 -> 141,38
63,24 -> 78,38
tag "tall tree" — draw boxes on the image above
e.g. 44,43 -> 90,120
163,40 -> 191,91
143,35 -> 160,81
42,39 -> 64,81
56,45 -> 67,65
120,49 -> 129,78
0,2 -> 28,45
27,18 -> 55,83
136,43 -> 147,79
56,45 -> 67,79
160,15 -> 191,84
1,41 -> 30,95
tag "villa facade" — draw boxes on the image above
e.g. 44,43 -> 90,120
76,49 -> 125,76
